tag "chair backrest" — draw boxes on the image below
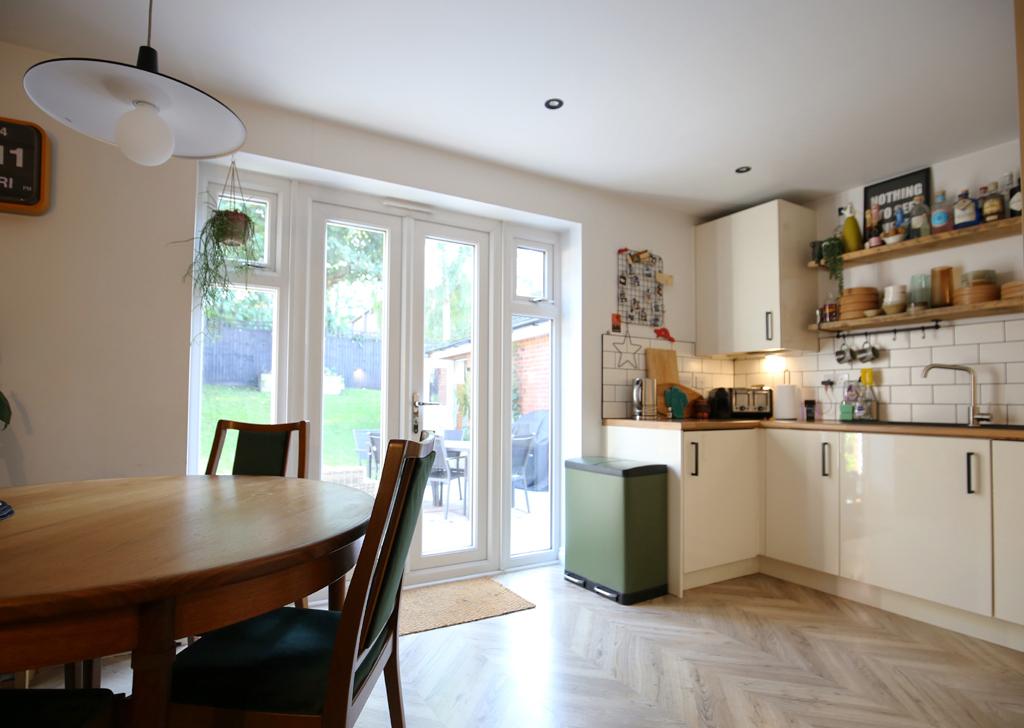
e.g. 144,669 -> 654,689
511,435 -> 533,470
323,432 -> 436,723
205,420 -> 309,478
352,429 -> 371,457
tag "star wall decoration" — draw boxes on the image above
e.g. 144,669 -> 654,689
613,332 -> 642,369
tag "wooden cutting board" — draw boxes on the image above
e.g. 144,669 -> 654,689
645,348 -> 702,417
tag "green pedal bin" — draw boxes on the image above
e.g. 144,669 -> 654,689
564,457 -> 668,605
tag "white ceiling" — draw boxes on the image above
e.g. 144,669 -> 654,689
2,0 -> 1018,216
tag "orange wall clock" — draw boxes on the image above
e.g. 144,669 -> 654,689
0,116 -> 50,215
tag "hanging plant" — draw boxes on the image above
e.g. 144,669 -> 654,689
0,389 -> 10,430
186,161 -> 260,311
821,236 -> 845,294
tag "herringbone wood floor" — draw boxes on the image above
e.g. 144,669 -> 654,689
35,566 -> 1024,726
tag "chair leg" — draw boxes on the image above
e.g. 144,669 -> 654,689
443,478 -> 451,520
83,658 -> 102,688
328,577 -> 346,611
294,596 -> 309,609
13,670 -> 32,689
524,484 -> 530,514
383,639 -> 406,728
64,662 -> 78,689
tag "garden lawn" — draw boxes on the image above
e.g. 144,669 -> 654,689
200,385 -> 381,472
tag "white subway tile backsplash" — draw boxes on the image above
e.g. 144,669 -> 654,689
880,403 -> 912,421
983,384 -> 1024,404
932,385 -> 971,404
891,386 -> 933,404
677,342 -> 696,356
910,327 -> 954,348
954,322 -> 1005,345
878,368 -> 910,386
603,368 -> 630,386
1007,363 -> 1024,383
955,364 -> 1005,385
680,357 -> 702,373
911,404 -> 957,424
980,341 -> 1024,363
603,385 -> 615,401
1009,405 -> 1024,425
890,348 -> 932,367
930,345 -> 979,365
1004,320 -> 1024,341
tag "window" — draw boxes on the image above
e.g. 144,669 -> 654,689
515,245 -> 549,301
198,286 -> 279,473
215,195 -> 270,266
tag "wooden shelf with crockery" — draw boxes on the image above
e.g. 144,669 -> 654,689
808,298 -> 1024,333
807,217 -> 1022,269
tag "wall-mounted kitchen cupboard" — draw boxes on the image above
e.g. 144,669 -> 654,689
994,441 -> 1024,626
694,199 -> 818,356
839,433 -> 992,616
765,428 -> 840,575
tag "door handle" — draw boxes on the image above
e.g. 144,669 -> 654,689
821,441 -> 830,477
765,311 -> 775,341
690,441 -> 699,477
966,452 -> 976,494
415,400 -> 441,407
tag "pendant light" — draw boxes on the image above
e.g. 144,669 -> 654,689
22,0 -> 245,166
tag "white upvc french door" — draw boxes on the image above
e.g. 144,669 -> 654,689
405,219 -> 493,575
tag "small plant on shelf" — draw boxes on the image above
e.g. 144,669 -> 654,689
821,236 -> 844,294
186,161 -> 261,312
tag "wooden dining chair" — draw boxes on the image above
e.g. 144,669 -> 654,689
168,433 -> 436,728
206,419 -> 309,478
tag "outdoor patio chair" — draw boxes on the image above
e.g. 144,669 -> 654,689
353,429 -> 377,478
511,435 -> 533,513
168,435 -> 436,728
428,439 -> 467,519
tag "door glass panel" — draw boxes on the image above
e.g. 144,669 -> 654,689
321,221 -> 386,498
510,316 -> 553,555
421,236 -> 476,555
199,286 -> 278,473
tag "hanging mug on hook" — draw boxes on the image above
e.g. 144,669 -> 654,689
835,338 -> 854,364
856,335 -> 880,363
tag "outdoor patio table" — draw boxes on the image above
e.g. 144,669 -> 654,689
0,474 -> 373,728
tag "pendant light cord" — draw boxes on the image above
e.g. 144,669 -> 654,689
146,0 -> 154,46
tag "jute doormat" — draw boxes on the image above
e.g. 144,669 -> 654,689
399,577 -> 535,636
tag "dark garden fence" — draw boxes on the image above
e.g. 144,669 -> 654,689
203,325 -> 381,389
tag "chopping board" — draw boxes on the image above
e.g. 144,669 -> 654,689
645,348 -> 703,417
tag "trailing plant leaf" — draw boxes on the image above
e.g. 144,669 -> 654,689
187,208 -> 260,312
821,236 -> 844,294
0,390 -> 11,430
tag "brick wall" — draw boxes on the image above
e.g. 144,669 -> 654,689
514,334 -> 550,413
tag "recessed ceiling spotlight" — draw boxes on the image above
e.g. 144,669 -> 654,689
544,98 -> 564,110
735,166 -> 752,174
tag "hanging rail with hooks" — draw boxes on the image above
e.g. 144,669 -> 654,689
828,322 -> 943,341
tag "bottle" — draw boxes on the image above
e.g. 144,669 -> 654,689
855,369 -> 878,422
841,203 -> 863,253
908,195 -> 931,238
954,188 -> 980,229
1010,172 -> 1022,217
930,190 -> 954,233
982,181 -> 1005,222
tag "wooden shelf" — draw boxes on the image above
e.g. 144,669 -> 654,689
808,298 -> 1024,333
807,217 -> 1022,269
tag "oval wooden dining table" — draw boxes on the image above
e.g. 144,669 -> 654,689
0,474 -> 374,727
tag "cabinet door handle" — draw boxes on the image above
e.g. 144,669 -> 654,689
966,451 -> 976,494
691,441 -> 699,477
821,441 -> 831,477
765,311 -> 774,341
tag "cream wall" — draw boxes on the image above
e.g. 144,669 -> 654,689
0,40 -> 695,485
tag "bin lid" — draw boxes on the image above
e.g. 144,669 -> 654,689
565,457 -> 667,477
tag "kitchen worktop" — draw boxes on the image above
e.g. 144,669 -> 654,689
602,417 -> 1024,441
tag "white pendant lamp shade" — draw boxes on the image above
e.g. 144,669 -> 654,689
23,49 -> 245,163
116,101 -> 174,166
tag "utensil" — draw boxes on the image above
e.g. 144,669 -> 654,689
931,266 -> 953,308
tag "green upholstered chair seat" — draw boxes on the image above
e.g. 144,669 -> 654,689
1,688 -> 115,727
171,607 -> 385,715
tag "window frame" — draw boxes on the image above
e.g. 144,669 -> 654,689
512,239 -> 555,304
186,165 -> 293,473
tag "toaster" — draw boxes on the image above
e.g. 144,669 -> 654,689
708,387 -> 773,419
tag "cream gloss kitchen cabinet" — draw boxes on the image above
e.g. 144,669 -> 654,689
994,441 -> 1024,626
683,429 -> 762,573
765,428 -> 840,575
694,199 -> 818,356
839,432 -> 992,616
